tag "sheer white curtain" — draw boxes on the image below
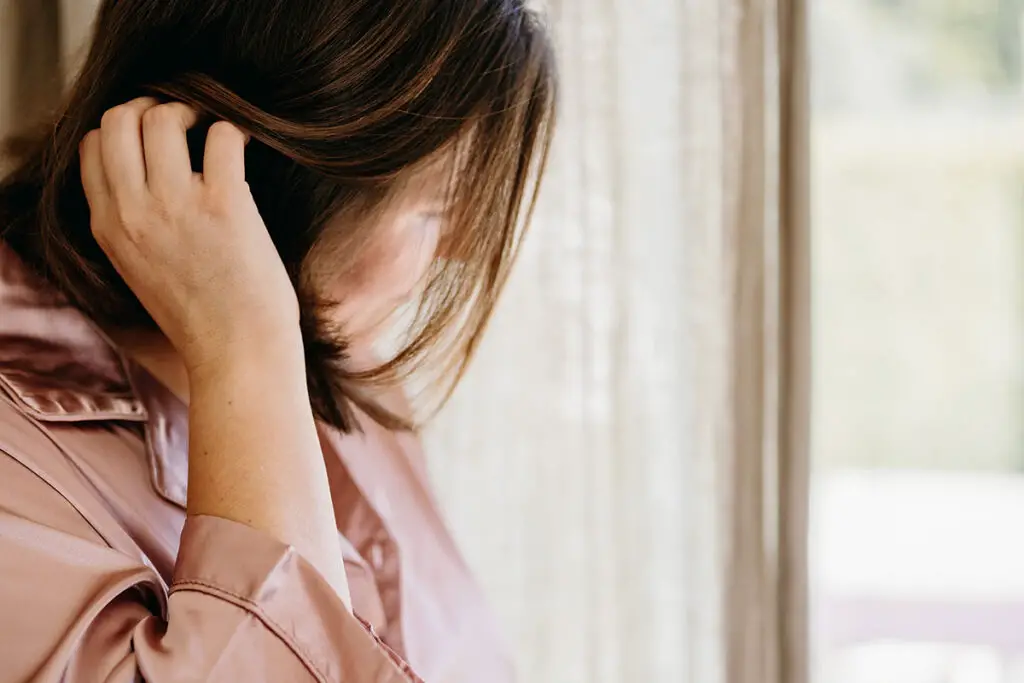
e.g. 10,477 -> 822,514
1,1 -> 810,681
425,2 -> 810,683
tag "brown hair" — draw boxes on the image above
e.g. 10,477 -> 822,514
0,0 -> 557,432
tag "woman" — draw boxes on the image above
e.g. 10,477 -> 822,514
0,1 -> 555,681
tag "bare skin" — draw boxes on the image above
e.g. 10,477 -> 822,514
80,97 -> 351,607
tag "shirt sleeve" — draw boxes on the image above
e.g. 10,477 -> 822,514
0,451 -> 423,683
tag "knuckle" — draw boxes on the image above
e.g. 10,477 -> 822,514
149,198 -> 173,225
141,103 -> 178,131
132,96 -> 160,109
203,186 -> 233,216
112,196 -> 165,235
79,129 -> 101,151
112,199 -> 141,230
100,105 -> 133,131
208,120 -> 242,142
167,101 -> 197,119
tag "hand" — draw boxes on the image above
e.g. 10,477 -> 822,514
80,97 -> 300,374
82,100 -> 351,606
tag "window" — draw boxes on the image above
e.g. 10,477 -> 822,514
812,1 -> 1024,682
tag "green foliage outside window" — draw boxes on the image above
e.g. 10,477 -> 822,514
865,0 -> 1024,91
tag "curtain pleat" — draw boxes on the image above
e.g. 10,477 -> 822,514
430,2 -> 810,682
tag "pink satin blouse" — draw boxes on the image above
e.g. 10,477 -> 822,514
0,241 -> 513,682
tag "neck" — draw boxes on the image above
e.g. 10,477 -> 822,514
105,327 -> 191,402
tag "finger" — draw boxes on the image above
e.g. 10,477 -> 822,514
141,102 -> 200,198
79,129 -> 110,214
99,97 -> 159,202
202,121 -> 248,189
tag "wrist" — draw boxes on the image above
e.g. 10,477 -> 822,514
185,327 -> 306,388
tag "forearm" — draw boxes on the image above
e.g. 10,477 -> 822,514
184,333 -> 350,607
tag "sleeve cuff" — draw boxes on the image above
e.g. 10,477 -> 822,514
172,514 -> 423,683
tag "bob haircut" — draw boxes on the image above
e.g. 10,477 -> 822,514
0,0 -> 557,432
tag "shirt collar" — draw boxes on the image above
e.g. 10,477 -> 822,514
0,241 -> 189,508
